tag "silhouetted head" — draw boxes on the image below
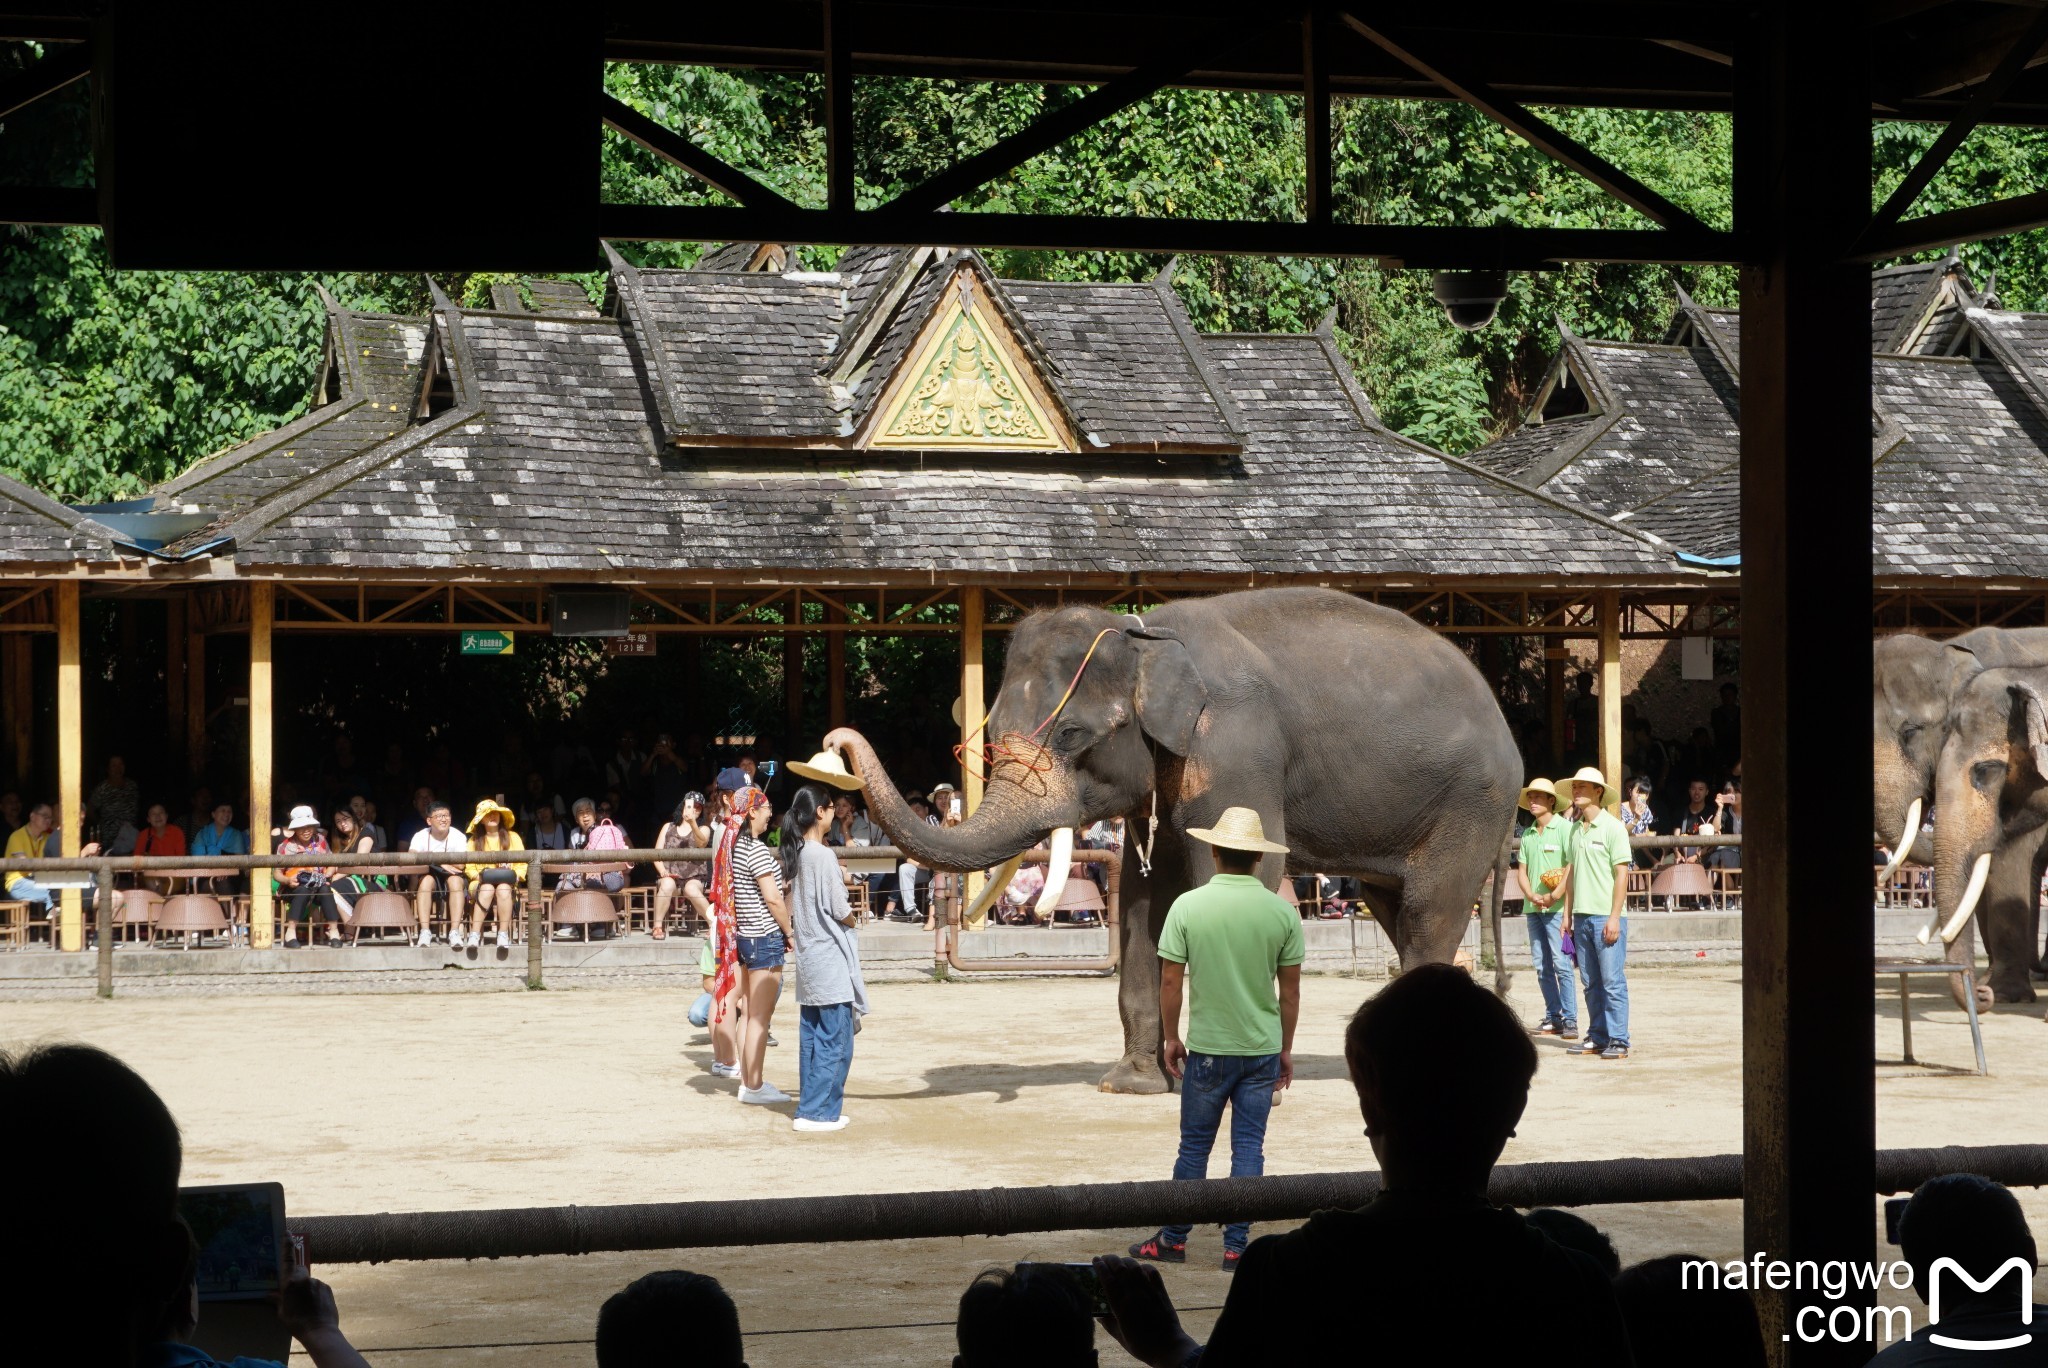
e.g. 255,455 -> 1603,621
1898,1173 -> 2038,1309
1613,1255 -> 1766,1368
596,1270 -> 745,1368
1,1043 -> 185,1368
1345,964 -> 1535,1190
954,1266 -> 1097,1368
1524,1208 -> 1619,1277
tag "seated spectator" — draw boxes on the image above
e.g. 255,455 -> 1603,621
151,1227 -> 373,1368
135,804 -> 188,895
559,797 -> 630,895
653,794 -> 711,939
1707,779 -> 1742,873
1674,778 -> 1717,865
955,1265 -> 1097,1368
4,801 -> 102,926
1522,1208 -> 1619,1277
277,807 -> 341,949
890,791 -> 938,922
1621,779 -> 1657,869
407,800 -> 468,947
1093,963 -> 1631,1367
1869,1173 -> 2048,1366
1613,1255 -> 1766,1368
347,794 -> 386,853
191,803 -> 248,860
596,1269 -> 745,1368
395,786 -> 436,848
463,799 -> 524,951
327,807 -> 384,923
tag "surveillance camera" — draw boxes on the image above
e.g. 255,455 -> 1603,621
1432,270 -> 1508,332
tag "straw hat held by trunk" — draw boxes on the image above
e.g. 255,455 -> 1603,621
788,749 -> 865,791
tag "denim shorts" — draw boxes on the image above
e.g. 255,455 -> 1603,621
736,932 -> 787,970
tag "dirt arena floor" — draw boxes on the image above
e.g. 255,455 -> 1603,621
6,965 -> 2047,1365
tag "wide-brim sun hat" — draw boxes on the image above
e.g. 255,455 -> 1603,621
787,749 -> 864,791
467,798 -> 516,831
1186,806 -> 1290,855
1566,766 -> 1610,805
285,804 -> 320,832
1518,777 -> 1563,812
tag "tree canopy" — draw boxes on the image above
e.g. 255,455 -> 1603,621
0,50 -> 2041,501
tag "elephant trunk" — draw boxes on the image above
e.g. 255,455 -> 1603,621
1930,800 -> 1996,1008
822,727 -> 1076,873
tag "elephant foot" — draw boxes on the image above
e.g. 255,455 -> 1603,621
1988,974 -> 2038,1004
1098,1054 -> 1172,1095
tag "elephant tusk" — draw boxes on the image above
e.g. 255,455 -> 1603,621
1936,851 -> 1993,945
1035,827 -> 1076,919
961,854 -> 1024,927
1879,798 -> 1923,886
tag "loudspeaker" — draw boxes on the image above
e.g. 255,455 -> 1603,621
552,592 -> 631,638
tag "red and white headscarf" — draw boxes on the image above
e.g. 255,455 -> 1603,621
709,786 -> 771,1022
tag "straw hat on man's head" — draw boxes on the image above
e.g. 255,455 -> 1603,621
468,798 -> 516,831
788,749 -> 864,791
1186,806 -> 1289,855
1518,777 -> 1563,813
1566,766 -> 1610,806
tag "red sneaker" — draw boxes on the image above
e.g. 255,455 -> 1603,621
1129,1237 -> 1186,1264
1221,1249 -> 1242,1272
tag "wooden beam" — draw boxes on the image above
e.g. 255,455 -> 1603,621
601,203 -> 1737,266
0,42 -> 87,121
0,185 -> 96,227
56,580 -> 80,952
1598,590 -> 1622,813
827,604 -> 847,733
1304,7 -> 1332,227
823,0 -> 855,215
875,26 -> 1230,220
249,582 -> 274,949
186,624 -> 206,783
1856,187 -> 2048,263
599,93 -> 801,213
1336,12 -> 1711,233
960,586 -> 986,925
1736,8 -> 1874,1362
1864,2 -> 2048,242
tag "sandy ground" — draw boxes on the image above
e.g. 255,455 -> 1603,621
5,966 -> 2046,1365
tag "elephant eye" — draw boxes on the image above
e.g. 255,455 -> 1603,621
1055,723 -> 1088,750
1973,759 -> 2008,792
1899,723 -> 1923,743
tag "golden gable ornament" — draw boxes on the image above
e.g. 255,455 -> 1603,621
870,281 -> 1066,450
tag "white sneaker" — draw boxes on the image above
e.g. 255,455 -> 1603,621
467,931 -> 481,949
738,1083 -> 792,1105
792,1116 -> 849,1132
417,928 -> 433,947
710,1062 -> 739,1079
495,930 -> 511,949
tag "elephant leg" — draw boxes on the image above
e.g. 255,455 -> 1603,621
2031,839 -> 2048,978
1981,847 -> 2040,1003
1392,820 -> 1502,971
1099,829 -> 1188,1095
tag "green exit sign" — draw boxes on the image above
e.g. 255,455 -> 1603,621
460,631 -> 515,656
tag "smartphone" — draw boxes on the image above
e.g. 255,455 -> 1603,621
180,1182 -> 287,1302
951,796 -> 963,817
1884,1195 -> 1910,1245
1015,1261 -> 1110,1316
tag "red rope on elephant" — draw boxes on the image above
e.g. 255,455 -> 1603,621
952,628 -> 1119,783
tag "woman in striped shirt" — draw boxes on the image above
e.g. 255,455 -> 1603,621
718,786 -> 794,1105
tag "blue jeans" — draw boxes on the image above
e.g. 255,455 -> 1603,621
8,878 -> 51,913
1160,1051 -> 1280,1254
797,1003 -> 855,1121
1573,916 -> 1629,1047
1525,911 -> 1576,1029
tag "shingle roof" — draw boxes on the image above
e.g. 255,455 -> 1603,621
1871,262 -> 1943,352
1525,340 -> 1741,518
0,470 -> 113,566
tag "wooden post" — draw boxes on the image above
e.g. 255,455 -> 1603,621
1598,591 -> 1622,812
1545,647 -> 1566,770
783,628 -> 805,754
186,625 -> 207,782
826,606 -> 847,733
1736,12 -> 1872,1364
165,599 -> 187,774
249,582 -> 275,949
56,581 -> 82,952
4,634 -> 31,788
961,586 -> 986,922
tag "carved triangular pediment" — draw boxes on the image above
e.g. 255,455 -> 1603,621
864,269 -> 1073,451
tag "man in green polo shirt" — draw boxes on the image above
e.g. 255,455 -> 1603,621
1128,806 -> 1304,1273
1515,777 -> 1578,1041
1558,767 -> 1632,1060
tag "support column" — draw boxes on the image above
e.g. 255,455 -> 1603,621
5,634 -> 31,787
1545,647 -> 1566,770
783,607 -> 805,755
961,587 -> 986,921
165,599 -> 187,774
56,581 -> 82,952
826,608 -> 847,734
1598,591 -> 1622,812
249,582 -> 275,948
186,627 -> 207,783
1737,12 -> 1871,1364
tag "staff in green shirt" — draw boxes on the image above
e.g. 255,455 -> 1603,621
1557,767 -> 1632,1060
1515,777 -> 1578,1041
1128,806 -> 1304,1273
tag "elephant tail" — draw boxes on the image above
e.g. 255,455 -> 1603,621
1489,832 -> 1513,1000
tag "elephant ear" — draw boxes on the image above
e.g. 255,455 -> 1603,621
2013,679 -> 2048,777
1123,621 -> 1208,755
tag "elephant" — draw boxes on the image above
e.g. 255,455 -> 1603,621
1929,662 -> 2048,1011
821,586 -> 1522,1094
1873,629 -> 2048,1003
